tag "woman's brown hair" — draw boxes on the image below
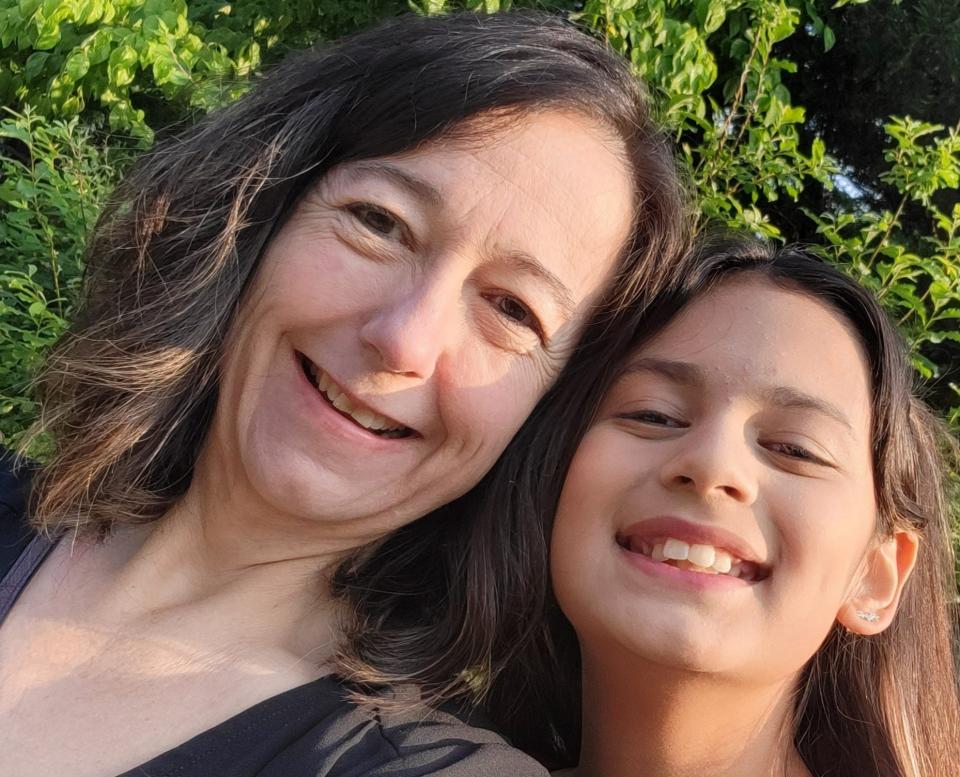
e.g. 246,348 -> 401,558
21,12 -> 689,708
471,237 -> 960,774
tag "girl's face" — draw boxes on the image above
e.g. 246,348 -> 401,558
551,276 -> 881,682
212,110 -> 634,540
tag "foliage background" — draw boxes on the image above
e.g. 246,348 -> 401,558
1,0 -> 958,580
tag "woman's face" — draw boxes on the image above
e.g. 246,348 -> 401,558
551,276 -> 879,683
214,111 -> 634,539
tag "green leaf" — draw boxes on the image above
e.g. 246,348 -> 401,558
23,50 -> 50,81
76,0 -> 105,25
107,42 -> 138,87
696,0 -> 727,34
34,12 -> 62,49
63,48 -> 89,81
928,331 -> 960,345
823,25 -> 836,52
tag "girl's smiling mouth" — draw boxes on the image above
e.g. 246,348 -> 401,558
296,351 -> 417,439
616,517 -> 771,585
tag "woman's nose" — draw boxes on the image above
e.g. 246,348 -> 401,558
359,274 -> 462,379
659,423 -> 758,505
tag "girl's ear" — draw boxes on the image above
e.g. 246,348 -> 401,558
837,530 -> 919,635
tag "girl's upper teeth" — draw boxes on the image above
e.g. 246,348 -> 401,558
637,536 -> 745,577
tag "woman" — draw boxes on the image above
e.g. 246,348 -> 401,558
477,239 -> 960,775
0,12 -> 687,777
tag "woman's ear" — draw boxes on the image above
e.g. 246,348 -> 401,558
837,529 -> 919,635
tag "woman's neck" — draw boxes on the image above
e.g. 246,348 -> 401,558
68,441 -> 360,666
570,647 -> 811,777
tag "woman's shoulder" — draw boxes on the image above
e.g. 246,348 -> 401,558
259,678 -> 549,777
367,699 -> 548,776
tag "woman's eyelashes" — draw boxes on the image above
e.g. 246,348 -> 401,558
343,201 -> 547,347
482,291 -> 546,341
346,202 -> 411,247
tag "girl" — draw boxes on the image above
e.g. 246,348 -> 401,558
480,239 -> 959,776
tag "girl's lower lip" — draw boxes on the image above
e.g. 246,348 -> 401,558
293,351 -> 410,450
618,545 -> 752,591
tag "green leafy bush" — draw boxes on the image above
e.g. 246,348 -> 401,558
0,107 -> 126,448
0,0 -> 399,141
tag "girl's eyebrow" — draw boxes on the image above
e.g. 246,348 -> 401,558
622,357 -> 854,431
621,357 -> 705,386
763,386 -> 853,431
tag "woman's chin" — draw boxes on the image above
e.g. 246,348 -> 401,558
240,443 -> 405,525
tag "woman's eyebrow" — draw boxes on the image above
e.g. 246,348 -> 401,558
342,161 -> 443,206
500,250 -> 576,319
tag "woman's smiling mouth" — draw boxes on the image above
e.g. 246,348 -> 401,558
297,352 -> 416,439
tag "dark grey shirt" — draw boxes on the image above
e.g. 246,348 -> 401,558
0,452 -> 547,777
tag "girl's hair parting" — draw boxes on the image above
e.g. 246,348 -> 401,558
473,235 -> 960,775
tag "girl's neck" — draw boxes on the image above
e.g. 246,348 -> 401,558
570,647 -> 811,777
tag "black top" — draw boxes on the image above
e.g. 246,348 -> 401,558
0,451 -> 547,777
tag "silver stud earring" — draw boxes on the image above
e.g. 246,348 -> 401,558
856,610 -> 880,623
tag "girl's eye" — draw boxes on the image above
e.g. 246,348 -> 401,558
619,410 -> 687,428
346,203 -> 404,241
483,292 -> 545,339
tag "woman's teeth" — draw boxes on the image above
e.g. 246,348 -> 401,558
625,536 -> 764,581
302,356 -> 411,437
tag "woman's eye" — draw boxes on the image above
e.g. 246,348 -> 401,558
484,292 -> 544,338
346,203 -> 404,241
619,410 -> 686,428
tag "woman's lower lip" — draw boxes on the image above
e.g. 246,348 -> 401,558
618,545 -> 752,591
293,351 -> 411,449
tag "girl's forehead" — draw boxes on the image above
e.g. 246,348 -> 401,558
638,276 -> 862,363
618,277 -> 873,418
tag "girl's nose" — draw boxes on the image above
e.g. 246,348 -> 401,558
359,272 -> 463,380
659,423 -> 759,505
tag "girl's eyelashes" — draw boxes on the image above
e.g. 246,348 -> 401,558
345,202 -> 410,245
617,409 -> 688,428
482,291 -> 547,342
763,440 -> 834,467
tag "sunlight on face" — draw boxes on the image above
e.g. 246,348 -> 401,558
208,110 -> 635,545
551,275 -> 879,682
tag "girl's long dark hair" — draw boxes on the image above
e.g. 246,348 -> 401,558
475,237 -> 960,775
